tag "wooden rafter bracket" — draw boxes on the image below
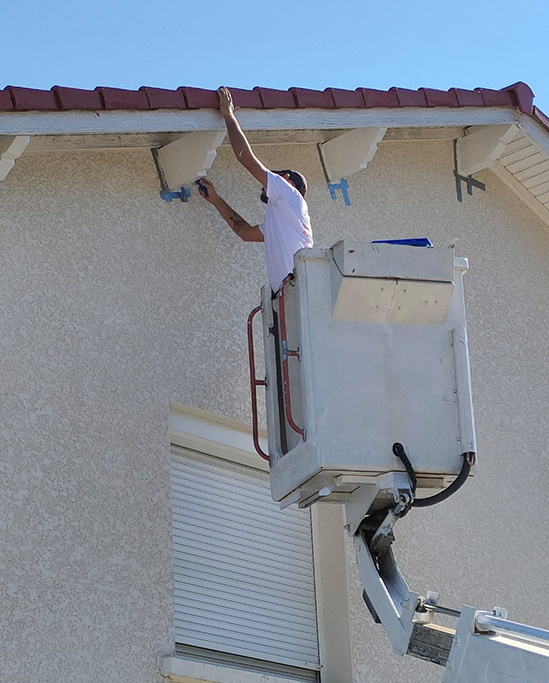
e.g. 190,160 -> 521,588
153,130 -> 226,193
0,135 -> 30,181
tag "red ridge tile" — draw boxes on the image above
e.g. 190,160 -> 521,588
254,87 -> 296,108
503,82 -> 534,115
9,87 -> 59,111
449,88 -> 485,107
358,88 -> 399,108
96,87 -> 149,110
53,86 -> 103,110
0,89 -> 14,111
419,88 -> 459,107
228,87 -> 263,108
179,87 -> 218,109
475,88 -> 514,107
140,87 -> 186,109
390,87 -> 428,107
290,88 -> 336,108
327,88 -> 365,108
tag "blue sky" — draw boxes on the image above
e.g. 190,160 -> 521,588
2,0 -> 548,113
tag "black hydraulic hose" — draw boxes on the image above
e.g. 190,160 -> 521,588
412,454 -> 471,507
392,443 -> 417,493
393,442 -> 475,508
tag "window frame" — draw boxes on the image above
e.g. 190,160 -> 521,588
164,403 -> 354,683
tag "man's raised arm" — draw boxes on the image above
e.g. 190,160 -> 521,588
217,87 -> 268,188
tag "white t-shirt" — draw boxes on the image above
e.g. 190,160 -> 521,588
259,171 -> 314,292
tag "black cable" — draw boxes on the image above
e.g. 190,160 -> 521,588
392,442 -> 474,508
392,442 -> 417,493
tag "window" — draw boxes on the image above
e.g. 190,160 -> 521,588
171,447 -> 319,680
164,405 -> 353,683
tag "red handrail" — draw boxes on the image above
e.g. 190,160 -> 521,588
278,277 -> 306,439
247,305 -> 270,462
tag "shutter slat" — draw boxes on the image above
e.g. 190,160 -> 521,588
174,578 -> 316,614
170,486 -> 312,536
176,608 -> 319,646
171,497 -> 313,544
172,521 -> 315,566
171,450 -> 319,669
170,472 -> 309,527
174,633 -> 320,671
178,592 -> 318,631
173,546 -> 317,589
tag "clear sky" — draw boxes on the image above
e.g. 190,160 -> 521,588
2,0 -> 548,113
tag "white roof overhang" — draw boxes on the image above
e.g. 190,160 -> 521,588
0,105 -> 548,225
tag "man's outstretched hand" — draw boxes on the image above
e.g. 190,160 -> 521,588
217,86 -> 235,119
197,178 -> 219,204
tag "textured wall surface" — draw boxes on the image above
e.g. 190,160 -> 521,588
0,138 -> 548,683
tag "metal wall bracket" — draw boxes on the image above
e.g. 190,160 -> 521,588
328,179 -> 351,206
453,139 -> 485,202
159,187 -> 191,203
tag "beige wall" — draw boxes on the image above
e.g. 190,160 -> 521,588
1,137 -> 548,683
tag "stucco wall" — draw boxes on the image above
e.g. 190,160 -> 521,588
1,137 -> 548,683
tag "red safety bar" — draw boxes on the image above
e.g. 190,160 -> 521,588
278,276 -> 306,439
247,305 -> 270,462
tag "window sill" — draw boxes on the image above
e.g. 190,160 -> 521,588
162,656 -> 311,683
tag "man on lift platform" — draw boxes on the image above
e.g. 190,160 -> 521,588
198,86 -> 313,293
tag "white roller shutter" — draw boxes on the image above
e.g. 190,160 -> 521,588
170,448 -> 320,673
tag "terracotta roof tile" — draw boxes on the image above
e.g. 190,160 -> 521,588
0,83 -> 544,134
179,87 -> 218,109
228,87 -> 263,108
327,88 -> 365,108
253,87 -> 296,108
449,88 -> 485,107
96,87 -> 150,110
419,88 -> 459,107
290,88 -> 336,108
140,87 -> 186,110
358,88 -> 400,108
0,89 -> 14,111
476,88 -> 515,108
9,86 -> 58,111
390,87 -> 428,107
53,86 -> 103,111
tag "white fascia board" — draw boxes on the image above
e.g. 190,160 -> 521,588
0,135 -> 30,180
0,107 -> 518,137
518,112 -> 549,157
156,130 -> 226,190
319,127 -> 386,182
457,124 -> 520,176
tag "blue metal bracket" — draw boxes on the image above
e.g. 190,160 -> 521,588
317,142 -> 352,207
328,179 -> 351,206
160,187 -> 191,203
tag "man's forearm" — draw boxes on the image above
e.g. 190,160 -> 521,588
211,195 -> 253,238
